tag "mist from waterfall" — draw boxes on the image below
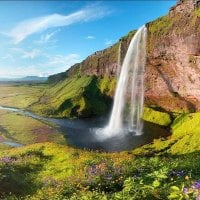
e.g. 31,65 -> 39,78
97,25 -> 147,139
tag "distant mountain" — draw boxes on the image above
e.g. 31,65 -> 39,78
20,76 -> 47,81
0,76 -> 47,82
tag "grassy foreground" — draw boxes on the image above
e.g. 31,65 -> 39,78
0,142 -> 200,200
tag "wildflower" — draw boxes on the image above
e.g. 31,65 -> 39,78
0,156 -> 16,164
185,176 -> 189,180
197,196 -> 200,200
183,187 -> 188,194
168,170 -> 186,178
192,180 -> 200,190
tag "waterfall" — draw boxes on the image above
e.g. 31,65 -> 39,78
99,25 -> 147,138
116,41 -> 121,77
128,26 -> 147,135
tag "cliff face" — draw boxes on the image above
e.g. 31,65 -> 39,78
146,0 -> 200,112
49,0 -> 200,114
73,31 -> 136,78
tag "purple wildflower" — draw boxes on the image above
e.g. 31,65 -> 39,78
168,170 -> 186,178
196,196 -> 200,200
192,180 -> 200,190
183,187 -> 188,194
0,156 -> 16,164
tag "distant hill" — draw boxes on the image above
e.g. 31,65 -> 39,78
0,76 -> 47,82
19,76 -> 47,82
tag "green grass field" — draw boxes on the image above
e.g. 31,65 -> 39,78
0,84 -> 47,108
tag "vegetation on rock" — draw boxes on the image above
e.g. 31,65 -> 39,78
171,112 -> 200,137
142,107 -> 172,126
148,15 -> 173,36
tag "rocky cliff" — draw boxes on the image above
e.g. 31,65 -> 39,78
146,0 -> 200,113
47,0 -> 200,116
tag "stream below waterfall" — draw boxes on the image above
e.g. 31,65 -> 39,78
0,106 -> 169,152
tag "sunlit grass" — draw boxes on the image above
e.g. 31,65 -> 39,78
0,110 -> 67,146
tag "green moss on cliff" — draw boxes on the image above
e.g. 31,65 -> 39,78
120,30 -> 136,41
194,7 -> 200,17
142,107 -> 171,126
98,76 -> 116,97
149,15 -> 173,36
135,111 -> 200,155
170,132 -> 200,154
171,112 -> 200,137
48,71 -> 67,84
138,110 -> 200,154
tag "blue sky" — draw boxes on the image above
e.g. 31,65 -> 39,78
0,0 -> 176,78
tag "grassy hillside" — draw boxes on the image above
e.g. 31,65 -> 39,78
31,75 -> 116,118
133,112 -> 200,155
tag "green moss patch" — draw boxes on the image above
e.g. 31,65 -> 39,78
98,76 -> 116,97
148,15 -> 173,36
142,107 -> 171,126
171,112 -> 200,137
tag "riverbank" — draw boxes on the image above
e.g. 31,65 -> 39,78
0,108 -> 67,150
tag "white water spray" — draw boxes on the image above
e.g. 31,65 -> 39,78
116,41 -> 122,77
98,25 -> 147,138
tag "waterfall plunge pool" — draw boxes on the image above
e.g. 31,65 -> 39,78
0,106 -> 169,152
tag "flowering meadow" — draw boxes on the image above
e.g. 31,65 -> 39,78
0,142 -> 200,200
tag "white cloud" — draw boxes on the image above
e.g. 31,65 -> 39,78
0,53 -> 80,78
36,29 -> 60,44
11,48 -> 41,59
0,65 -> 44,78
6,5 -> 111,44
42,32 -> 56,42
86,35 -> 95,39
0,54 -> 14,61
47,54 -> 80,67
22,49 -> 41,59
38,53 -> 81,75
